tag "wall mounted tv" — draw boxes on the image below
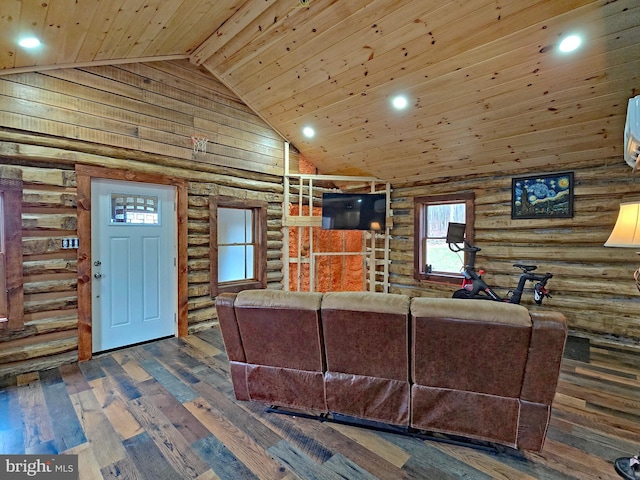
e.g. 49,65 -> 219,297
321,192 -> 387,231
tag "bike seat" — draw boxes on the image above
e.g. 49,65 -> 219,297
513,263 -> 537,272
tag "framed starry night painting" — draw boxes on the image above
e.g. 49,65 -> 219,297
511,172 -> 574,219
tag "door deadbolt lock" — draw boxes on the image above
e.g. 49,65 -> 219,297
94,260 -> 101,266
94,273 -> 102,279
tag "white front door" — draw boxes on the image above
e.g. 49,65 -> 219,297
91,179 -> 177,353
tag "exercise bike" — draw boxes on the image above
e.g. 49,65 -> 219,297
446,223 -> 553,305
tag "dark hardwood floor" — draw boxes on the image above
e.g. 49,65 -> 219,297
1,327 -> 638,479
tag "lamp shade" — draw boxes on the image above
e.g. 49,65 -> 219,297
605,202 -> 640,247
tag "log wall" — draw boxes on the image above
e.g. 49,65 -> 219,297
0,60 -> 288,383
390,159 -> 640,343
1,56 -> 639,382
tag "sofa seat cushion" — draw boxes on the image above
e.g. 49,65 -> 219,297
235,290 -> 325,372
325,371 -> 410,426
411,385 -> 519,447
411,298 -> 531,398
246,364 -> 327,414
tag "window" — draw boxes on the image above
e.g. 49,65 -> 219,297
110,193 -> 159,224
414,192 -> 474,284
218,207 -> 255,282
210,196 -> 267,296
0,170 -> 24,331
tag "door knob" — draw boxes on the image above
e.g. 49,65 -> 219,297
94,273 -> 102,279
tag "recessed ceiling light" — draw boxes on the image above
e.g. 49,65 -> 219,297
558,35 -> 581,53
18,37 -> 41,49
392,96 -> 408,110
302,126 -> 315,138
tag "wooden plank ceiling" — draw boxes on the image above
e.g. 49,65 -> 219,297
1,0 -> 638,183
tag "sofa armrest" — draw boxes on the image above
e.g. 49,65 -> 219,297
521,311 -> 567,404
215,292 -> 245,362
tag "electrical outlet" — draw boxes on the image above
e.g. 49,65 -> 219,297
62,237 -> 79,249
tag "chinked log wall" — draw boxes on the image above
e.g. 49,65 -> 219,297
0,60 -> 288,383
1,58 -> 639,381
389,160 -> 640,343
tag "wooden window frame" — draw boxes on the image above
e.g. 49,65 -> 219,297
210,196 -> 267,296
414,192 -> 475,285
0,174 -> 24,332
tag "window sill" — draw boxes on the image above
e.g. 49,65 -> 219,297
216,280 -> 264,295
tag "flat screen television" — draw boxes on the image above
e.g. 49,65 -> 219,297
321,192 -> 387,231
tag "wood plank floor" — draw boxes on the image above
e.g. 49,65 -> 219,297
1,328 -> 638,479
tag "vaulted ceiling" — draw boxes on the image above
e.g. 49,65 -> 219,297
1,0 -> 638,183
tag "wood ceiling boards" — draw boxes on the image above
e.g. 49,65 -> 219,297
1,0 -> 639,183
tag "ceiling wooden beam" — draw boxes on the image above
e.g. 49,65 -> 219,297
0,55 -> 190,76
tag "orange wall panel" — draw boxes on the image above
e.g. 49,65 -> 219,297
288,204 -> 365,292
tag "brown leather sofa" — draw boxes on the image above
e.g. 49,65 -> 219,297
215,290 -> 567,452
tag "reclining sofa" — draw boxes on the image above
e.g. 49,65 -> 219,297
215,290 -> 567,452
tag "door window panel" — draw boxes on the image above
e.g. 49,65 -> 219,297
110,193 -> 159,225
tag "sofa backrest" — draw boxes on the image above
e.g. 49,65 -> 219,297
321,291 -> 411,381
411,297 -> 533,398
234,290 -> 325,372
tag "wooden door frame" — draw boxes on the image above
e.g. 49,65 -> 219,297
76,165 -> 188,361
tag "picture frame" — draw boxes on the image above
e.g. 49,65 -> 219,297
511,171 -> 574,219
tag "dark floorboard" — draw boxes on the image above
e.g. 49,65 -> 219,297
0,328 -> 638,479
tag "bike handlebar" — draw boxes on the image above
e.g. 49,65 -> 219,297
448,241 -> 481,254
